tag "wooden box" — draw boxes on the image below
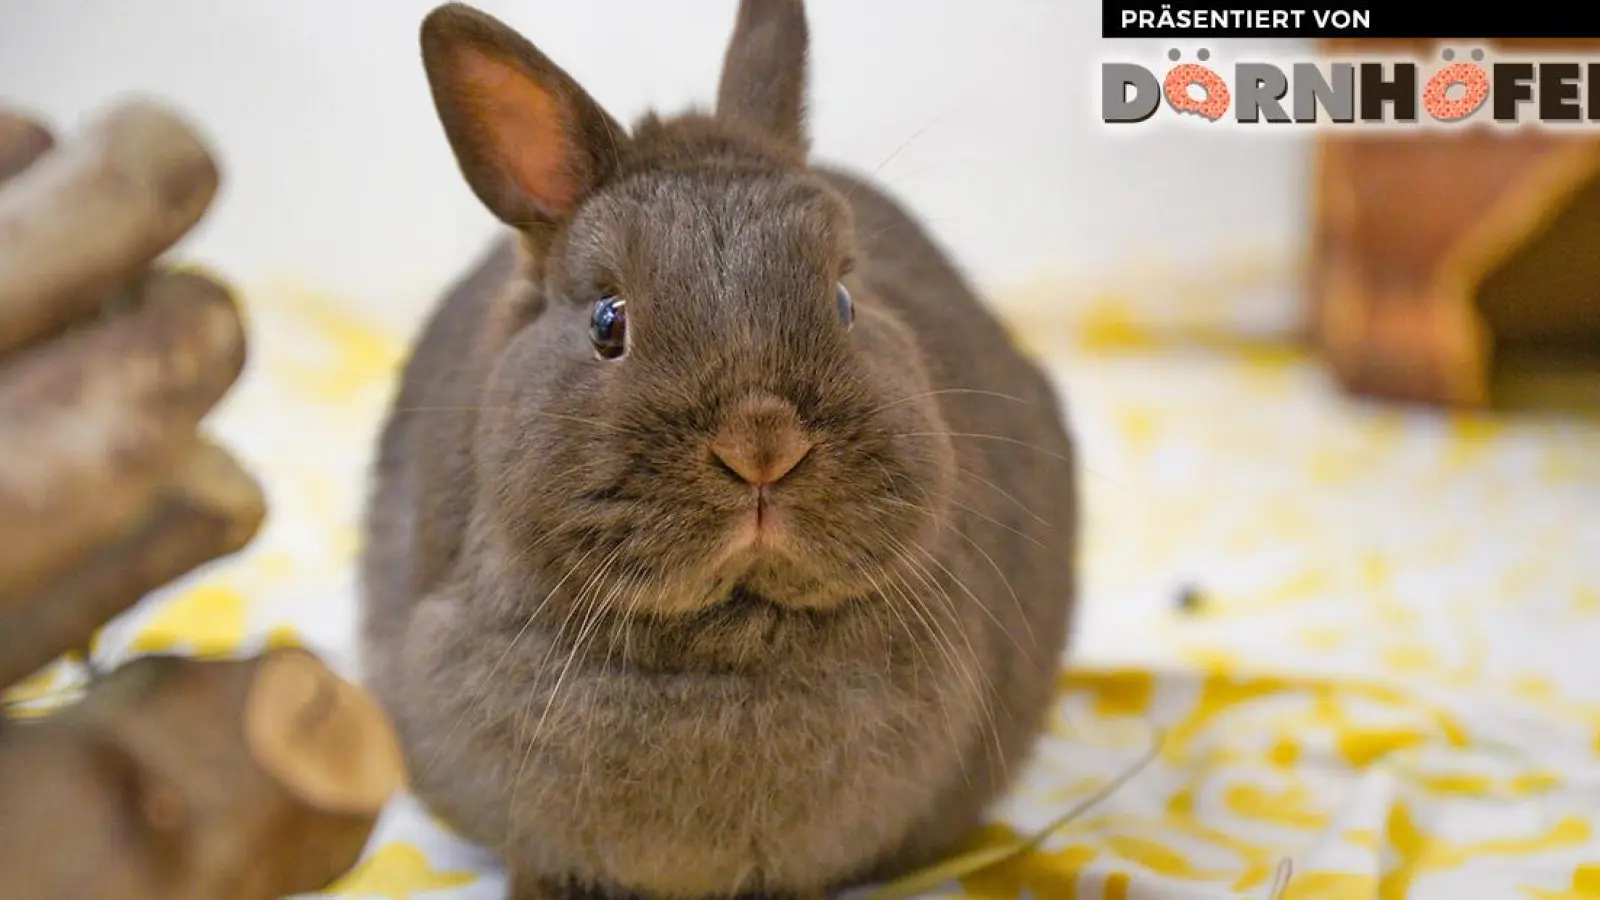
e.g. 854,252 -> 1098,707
1308,39 -> 1600,409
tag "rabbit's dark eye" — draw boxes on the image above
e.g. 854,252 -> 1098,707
590,296 -> 627,359
835,282 -> 854,328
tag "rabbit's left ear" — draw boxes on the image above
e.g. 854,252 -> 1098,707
716,0 -> 810,151
421,2 -> 627,230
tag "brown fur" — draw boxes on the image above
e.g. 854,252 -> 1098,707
360,3 -> 1078,898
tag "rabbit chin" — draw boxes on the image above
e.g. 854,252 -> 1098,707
632,544 -> 812,619
700,505 -> 861,612
708,550 -> 850,614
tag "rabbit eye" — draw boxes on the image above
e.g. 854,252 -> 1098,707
835,282 -> 854,328
590,296 -> 628,360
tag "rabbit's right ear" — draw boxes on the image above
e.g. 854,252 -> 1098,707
716,0 -> 809,150
420,3 -> 626,230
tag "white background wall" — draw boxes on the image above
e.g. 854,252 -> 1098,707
0,0 -> 1314,325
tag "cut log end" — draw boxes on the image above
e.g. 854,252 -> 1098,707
0,100 -> 222,357
0,113 -> 54,184
243,647 -> 407,817
0,651 -> 389,900
91,100 -> 221,218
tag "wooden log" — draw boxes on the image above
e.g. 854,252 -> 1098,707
0,112 -> 54,184
1308,39 -> 1600,407
0,101 -> 219,358
0,439 -> 266,690
0,647 -> 404,900
0,268 -> 248,606
0,99 -> 384,900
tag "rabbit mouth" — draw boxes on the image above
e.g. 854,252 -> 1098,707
692,498 -> 881,614
725,584 -> 777,609
730,490 -> 789,551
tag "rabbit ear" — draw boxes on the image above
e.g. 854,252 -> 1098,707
421,3 -> 626,229
716,0 -> 810,150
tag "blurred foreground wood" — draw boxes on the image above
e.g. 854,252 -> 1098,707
0,649 -> 405,899
0,102 -> 403,898
1309,39 -> 1600,409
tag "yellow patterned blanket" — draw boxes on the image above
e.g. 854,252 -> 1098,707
10,282 -> 1599,900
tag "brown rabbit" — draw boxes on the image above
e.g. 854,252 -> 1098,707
359,1 -> 1078,897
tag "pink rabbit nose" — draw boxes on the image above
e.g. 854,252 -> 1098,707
710,397 -> 812,487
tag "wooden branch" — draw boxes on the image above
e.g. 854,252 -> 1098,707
1308,41 -> 1600,407
0,101 -> 219,358
0,97 -> 396,900
0,268 -> 248,607
0,440 -> 265,689
0,648 -> 404,900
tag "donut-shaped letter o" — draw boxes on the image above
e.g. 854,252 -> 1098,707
1164,64 -> 1230,121
1423,63 -> 1489,122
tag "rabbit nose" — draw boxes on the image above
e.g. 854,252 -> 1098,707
710,397 -> 812,487
712,431 -> 810,486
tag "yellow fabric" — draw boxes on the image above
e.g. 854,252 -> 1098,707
9,285 -> 1599,900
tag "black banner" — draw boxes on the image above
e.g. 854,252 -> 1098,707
1102,2 -> 1600,39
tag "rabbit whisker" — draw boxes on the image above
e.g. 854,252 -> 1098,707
528,547 -> 623,750
859,565 -> 933,687
881,490 -> 1034,648
957,467 -> 1052,528
884,488 -> 1047,552
883,541 -> 992,701
876,559 -> 971,785
890,430 -> 1073,465
884,536 -> 1005,774
393,406 -> 638,435
867,387 -> 1028,417
603,565 -> 650,670
506,544 -> 624,856
420,544 -> 599,780
887,542 -> 1007,788
906,534 -> 1028,669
